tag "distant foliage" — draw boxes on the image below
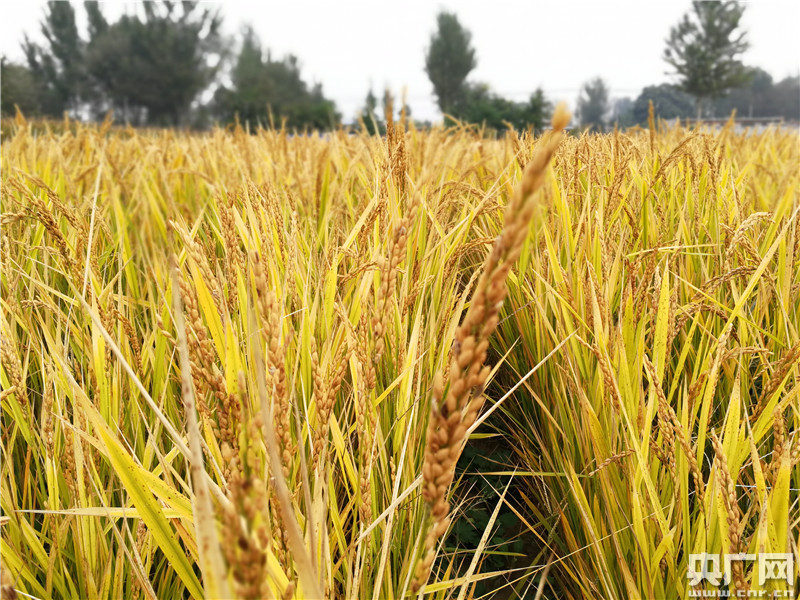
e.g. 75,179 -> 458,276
424,11 -> 552,132
609,97 -> 635,128
454,84 -> 552,133
0,58 -> 39,117
85,2 -> 224,126
213,27 -> 339,130
618,75 -> 800,126
712,69 -> 800,120
631,84 -> 696,124
21,1 -> 86,117
424,12 -> 477,116
576,77 -> 610,132
16,1 -> 223,126
664,1 -> 752,118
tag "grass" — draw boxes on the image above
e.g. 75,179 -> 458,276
1,109 -> 798,599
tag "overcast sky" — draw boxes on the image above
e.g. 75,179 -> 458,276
2,0 -> 798,122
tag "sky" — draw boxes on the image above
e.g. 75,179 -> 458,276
2,0 -> 799,123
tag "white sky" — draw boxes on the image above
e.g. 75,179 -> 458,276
2,0 -> 798,123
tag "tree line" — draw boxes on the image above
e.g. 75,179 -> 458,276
2,1 -> 798,131
1,1 -> 340,129
421,3 -> 798,132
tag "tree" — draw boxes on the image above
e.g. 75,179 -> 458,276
609,97 -> 635,128
576,78 -> 609,132
763,76 -> 800,121
85,1 -> 224,126
452,84 -> 551,134
22,1 -> 86,116
711,66 -> 772,118
710,68 -> 800,120
631,84 -> 695,124
515,89 -> 552,133
19,1 -> 224,125
663,1 -> 752,120
455,83 -> 509,130
424,11 -> 477,116
84,1 -> 108,39
213,27 -> 339,131
213,27 -> 272,126
1,57 -> 39,117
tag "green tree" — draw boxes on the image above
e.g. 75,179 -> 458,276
610,97 -> 635,128
631,84 -> 695,124
711,67 -> 772,118
214,28 -> 272,126
22,1 -> 86,116
424,11 -> 477,116
515,89 -> 552,133
576,77 -> 609,132
85,1 -> 224,126
454,84 -> 551,134
84,0 -> 108,39
764,76 -> 800,121
455,83 -> 508,130
213,27 -> 339,131
1,57 -> 39,117
710,68 -> 800,120
294,82 -> 339,130
663,1 -> 752,120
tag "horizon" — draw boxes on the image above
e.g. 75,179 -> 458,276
2,0 -> 798,124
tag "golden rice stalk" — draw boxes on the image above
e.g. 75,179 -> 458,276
252,251 -> 293,479
644,355 -> 705,504
170,259 -> 231,599
0,558 -> 17,600
412,103 -> 571,592
372,204 -> 416,363
753,343 -> 800,421
643,355 -> 676,480
311,335 -> 349,470
768,410 -> 786,485
0,323 -> 28,411
711,431 -> 745,592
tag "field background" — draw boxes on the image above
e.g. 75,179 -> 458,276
1,112 -> 798,599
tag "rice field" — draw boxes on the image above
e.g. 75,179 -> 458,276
1,107 -> 798,599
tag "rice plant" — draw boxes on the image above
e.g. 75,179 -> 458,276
1,108 -> 797,599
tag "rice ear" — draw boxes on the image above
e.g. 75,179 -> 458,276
171,258 -> 232,599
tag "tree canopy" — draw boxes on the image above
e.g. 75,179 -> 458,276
631,84 -> 695,124
424,12 -> 476,116
16,1 -> 223,126
664,1 -> 752,118
423,11 -> 551,133
617,75 -> 799,125
576,78 -> 610,132
21,1 -> 86,116
212,27 -> 339,130
1,57 -> 40,117
454,84 -> 551,133
85,2 -> 223,126
5,3 -> 794,129
711,69 -> 800,120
